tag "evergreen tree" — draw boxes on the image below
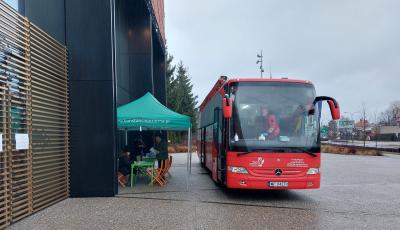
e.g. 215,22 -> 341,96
165,52 -> 177,143
174,62 -> 198,132
165,54 -> 198,143
166,52 -> 177,109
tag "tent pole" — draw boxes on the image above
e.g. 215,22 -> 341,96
189,127 -> 192,174
186,128 -> 190,191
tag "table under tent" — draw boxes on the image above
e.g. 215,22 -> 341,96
117,92 -> 192,189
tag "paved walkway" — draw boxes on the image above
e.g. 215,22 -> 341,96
8,153 -> 400,230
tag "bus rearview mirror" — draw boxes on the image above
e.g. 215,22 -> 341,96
312,96 -> 340,120
328,100 -> 340,120
223,98 -> 233,118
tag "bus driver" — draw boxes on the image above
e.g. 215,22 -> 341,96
258,105 -> 280,139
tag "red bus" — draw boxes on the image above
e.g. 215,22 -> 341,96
197,76 -> 340,189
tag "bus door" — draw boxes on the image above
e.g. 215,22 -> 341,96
200,128 -> 206,167
214,108 -> 225,183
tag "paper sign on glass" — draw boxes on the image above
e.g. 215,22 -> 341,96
15,133 -> 29,150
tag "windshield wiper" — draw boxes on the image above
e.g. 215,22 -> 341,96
277,147 -> 318,158
236,147 -> 318,157
236,148 -> 285,157
296,148 -> 318,158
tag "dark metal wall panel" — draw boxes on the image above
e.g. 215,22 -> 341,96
152,28 -> 166,104
24,0 -> 66,45
66,0 -> 117,197
69,81 -> 116,197
66,1 -> 113,82
129,54 -> 153,97
115,0 -> 153,106
115,3 -> 129,107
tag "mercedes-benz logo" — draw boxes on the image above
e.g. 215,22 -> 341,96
275,168 -> 283,176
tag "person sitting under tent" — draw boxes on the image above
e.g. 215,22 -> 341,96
133,135 -> 145,161
118,146 -> 132,186
154,134 -> 168,168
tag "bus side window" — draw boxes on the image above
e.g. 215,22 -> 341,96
213,108 -> 221,151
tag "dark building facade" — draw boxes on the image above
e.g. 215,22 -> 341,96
6,0 -> 166,197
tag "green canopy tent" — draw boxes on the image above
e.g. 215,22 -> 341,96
117,92 -> 193,189
118,92 -> 191,131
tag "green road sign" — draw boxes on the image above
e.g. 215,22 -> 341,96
320,127 -> 329,133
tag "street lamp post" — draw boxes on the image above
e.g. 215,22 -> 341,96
356,103 -> 369,152
374,112 -> 379,148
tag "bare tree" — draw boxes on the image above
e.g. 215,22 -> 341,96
379,101 -> 400,126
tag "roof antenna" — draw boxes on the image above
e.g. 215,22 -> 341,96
256,50 -> 264,78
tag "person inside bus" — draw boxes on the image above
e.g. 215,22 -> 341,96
256,106 -> 280,139
230,86 -> 237,101
291,105 -> 306,136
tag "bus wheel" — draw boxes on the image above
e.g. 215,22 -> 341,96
214,179 -> 224,188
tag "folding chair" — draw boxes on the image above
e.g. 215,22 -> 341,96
147,159 -> 169,186
118,172 -> 127,187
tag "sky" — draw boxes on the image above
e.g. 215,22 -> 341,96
165,0 -> 400,124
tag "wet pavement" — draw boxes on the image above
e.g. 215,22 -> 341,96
9,153 -> 400,230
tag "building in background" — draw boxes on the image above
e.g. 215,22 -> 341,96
337,119 -> 355,140
355,118 -> 374,140
5,0 -> 166,197
328,120 -> 338,139
376,126 -> 400,141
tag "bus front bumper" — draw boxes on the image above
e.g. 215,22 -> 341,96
226,173 -> 320,190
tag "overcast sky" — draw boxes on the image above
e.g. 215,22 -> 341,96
165,0 -> 400,123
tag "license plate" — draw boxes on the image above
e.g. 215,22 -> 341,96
268,182 -> 288,187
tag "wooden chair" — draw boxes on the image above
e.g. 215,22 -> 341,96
160,159 -> 170,179
118,172 -> 127,187
148,159 -> 169,186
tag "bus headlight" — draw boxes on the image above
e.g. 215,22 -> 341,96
306,168 -> 320,175
228,166 -> 248,174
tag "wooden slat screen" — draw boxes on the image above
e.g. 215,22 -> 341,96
30,22 -> 69,212
0,1 -> 69,228
0,1 -> 31,227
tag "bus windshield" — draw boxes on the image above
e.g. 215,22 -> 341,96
229,81 -> 320,152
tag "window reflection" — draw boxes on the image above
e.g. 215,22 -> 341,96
4,0 -> 18,11
229,82 -> 320,152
